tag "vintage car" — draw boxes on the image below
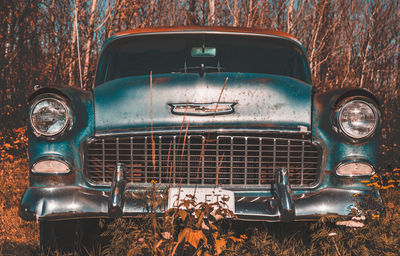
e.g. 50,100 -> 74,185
20,27 -> 381,246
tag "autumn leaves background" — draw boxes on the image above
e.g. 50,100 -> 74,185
1,0 -> 400,254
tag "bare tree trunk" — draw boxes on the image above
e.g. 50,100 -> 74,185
359,11 -> 374,88
208,0 -> 215,25
287,0 -> 295,34
82,0 -> 97,89
309,0 -> 327,80
69,0 -> 79,87
225,0 -> 239,26
4,10 -> 12,59
394,37 -> 399,96
232,0 -> 239,26
245,0 -> 255,27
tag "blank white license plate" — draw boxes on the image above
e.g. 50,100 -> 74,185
168,187 -> 235,212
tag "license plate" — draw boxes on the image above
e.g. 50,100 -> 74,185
168,187 -> 235,212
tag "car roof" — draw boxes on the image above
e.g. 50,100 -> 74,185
109,26 -> 303,48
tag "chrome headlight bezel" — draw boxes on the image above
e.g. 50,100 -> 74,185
335,97 -> 380,141
29,94 -> 73,138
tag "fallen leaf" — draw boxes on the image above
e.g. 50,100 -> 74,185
214,238 -> 226,255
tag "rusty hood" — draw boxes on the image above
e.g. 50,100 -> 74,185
94,72 -> 312,134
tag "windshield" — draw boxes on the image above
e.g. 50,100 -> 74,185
95,34 -> 311,85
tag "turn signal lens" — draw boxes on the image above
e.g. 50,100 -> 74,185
336,162 -> 374,176
32,159 -> 70,174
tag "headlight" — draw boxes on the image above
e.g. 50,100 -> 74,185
337,99 -> 379,139
30,95 -> 73,137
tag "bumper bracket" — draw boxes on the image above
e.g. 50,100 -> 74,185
274,168 -> 295,222
108,163 -> 127,217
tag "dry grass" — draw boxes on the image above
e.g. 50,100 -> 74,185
0,158 -> 39,255
2,157 -> 400,255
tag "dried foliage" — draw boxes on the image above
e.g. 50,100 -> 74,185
208,190 -> 400,256
1,158 -> 400,255
0,127 -> 28,162
102,181 -> 245,256
1,0 -> 400,255
0,159 -> 39,255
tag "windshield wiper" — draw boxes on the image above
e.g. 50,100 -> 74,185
180,61 -> 224,77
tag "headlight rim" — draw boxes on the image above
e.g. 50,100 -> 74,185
29,93 -> 74,138
335,96 -> 380,141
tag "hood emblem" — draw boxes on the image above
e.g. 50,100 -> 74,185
169,102 -> 236,116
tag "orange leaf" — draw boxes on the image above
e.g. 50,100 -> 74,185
214,238 -> 226,255
240,234 -> 248,240
154,239 -> 164,250
175,228 -> 207,250
195,209 -> 202,218
196,211 -> 205,229
178,209 -> 187,222
172,228 -> 192,255
183,200 -> 190,209
209,222 -> 218,230
188,229 -> 207,249
227,236 -> 244,243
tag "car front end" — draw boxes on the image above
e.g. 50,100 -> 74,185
19,27 -> 381,224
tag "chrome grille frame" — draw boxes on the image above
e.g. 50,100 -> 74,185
85,132 -> 321,189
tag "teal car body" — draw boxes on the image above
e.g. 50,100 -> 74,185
20,27 -> 380,225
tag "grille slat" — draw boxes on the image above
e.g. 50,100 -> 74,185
86,133 -> 320,187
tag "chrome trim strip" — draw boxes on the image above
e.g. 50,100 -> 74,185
250,197 -> 260,203
95,128 -> 311,138
102,139 -> 105,183
301,141 -> 304,185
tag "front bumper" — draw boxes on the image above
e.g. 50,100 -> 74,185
19,185 -> 374,222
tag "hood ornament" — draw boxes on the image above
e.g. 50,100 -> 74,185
169,102 -> 236,116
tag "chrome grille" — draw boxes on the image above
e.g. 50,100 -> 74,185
86,133 -> 320,187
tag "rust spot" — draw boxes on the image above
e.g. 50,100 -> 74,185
252,123 -> 282,128
250,77 -> 274,83
153,77 -> 171,84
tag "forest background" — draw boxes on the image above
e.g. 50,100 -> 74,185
0,0 -> 400,254
1,0 -> 399,165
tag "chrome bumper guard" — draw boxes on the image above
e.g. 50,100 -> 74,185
19,165 -> 376,221
274,168 -> 295,222
108,163 -> 127,218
